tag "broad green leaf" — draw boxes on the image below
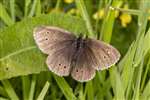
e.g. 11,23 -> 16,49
0,13 -> 88,80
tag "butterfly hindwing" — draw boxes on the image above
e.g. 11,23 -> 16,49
46,40 -> 76,76
86,39 -> 120,70
71,47 -> 96,82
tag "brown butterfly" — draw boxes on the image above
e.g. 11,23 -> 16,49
33,26 -> 120,82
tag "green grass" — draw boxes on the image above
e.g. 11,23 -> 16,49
0,0 -> 150,100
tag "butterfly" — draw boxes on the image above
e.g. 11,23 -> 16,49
33,26 -> 120,82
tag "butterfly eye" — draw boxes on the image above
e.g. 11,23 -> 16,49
64,66 -> 66,68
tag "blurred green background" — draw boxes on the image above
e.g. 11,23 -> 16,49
0,0 -> 150,100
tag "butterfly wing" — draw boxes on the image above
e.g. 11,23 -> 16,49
71,47 -> 96,82
86,39 -> 120,70
46,41 -> 76,76
33,26 -> 75,54
33,26 -> 76,76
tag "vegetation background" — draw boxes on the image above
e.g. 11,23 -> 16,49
0,0 -> 150,100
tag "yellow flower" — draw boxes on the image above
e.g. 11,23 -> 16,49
64,0 -> 74,4
93,9 -> 104,20
119,4 -> 132,27
120,13 -> 132,27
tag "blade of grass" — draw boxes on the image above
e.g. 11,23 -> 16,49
140,81 -> 150,100
36,81 -> 50,100
9,0 -> 15,22
35,0 -> 41,16
28,0 -> 38,17
100,0 -> 121,43
1,80 -> 19,100
141,53 -> 150,91
0,97 -> 9,100
53,74 -> 77,100
132,59 -> 144,100
110,67 -> 125,100
110,7 -> 141,15
28,75 -> 36,100
21,76 -> 30,100
55,0 -> 61,10
85,81 -> 94,100
132,1 -> 150,99
0,3 -> 14,26
75,0 -> 94,37
24,0 -> 31,17
0,85 -> 8,97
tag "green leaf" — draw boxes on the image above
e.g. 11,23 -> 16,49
0,13 -> 88,80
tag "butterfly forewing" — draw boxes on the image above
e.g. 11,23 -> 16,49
86,39 -> 120,70
71,47 -> 95,82
33,26 -> 75,54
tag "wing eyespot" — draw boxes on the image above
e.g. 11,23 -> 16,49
46,31 -> 50,34
59,64 -> 61,66
64,66 -> 66,68
76,69 -> 78,72
103,56 -> 106,59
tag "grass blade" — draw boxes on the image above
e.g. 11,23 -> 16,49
75,0 -> 94,37
28,0 -> 38,17
9,0 -> 15,22
28,75 -> 36,100
0,3 -> 14,26
36,81 -> 50,100
24,0 -> 31,17
21,76 -> 30,100
85,81 -> 94,100
53,74 -> 77,100
1,80 -> 19,100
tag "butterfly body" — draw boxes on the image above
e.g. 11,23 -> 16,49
33,26 -> 120,82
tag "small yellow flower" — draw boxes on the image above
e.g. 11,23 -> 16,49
120,13 -> 132,27
119,4 -> 132,27
93,9 -> 104,20
64,0 -> 74,4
